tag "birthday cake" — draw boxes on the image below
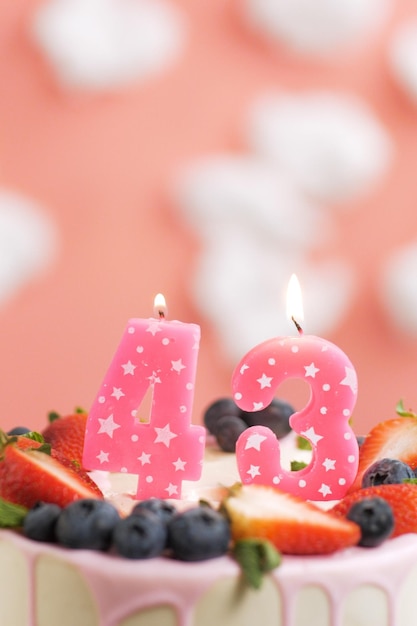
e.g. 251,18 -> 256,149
2,400 -> 417,626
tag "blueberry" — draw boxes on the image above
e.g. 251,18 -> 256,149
215,415 -> 247,452
362,458 -> 414,487
113,509 -> 167,559
240,398 -> 294,439
23,502 -> 62,543
131,498 -> 176,525
55,499 -> 120,551
168,506 -> 230,561
203,398 -> 242,435
7,426 -> 31,436
356,435 -> 366,447
346,497 -> 394,547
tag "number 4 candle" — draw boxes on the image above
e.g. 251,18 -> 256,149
232,275 -> 358,501
82,294 -> 205,500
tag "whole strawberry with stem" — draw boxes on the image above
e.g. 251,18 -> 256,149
42,408 -> 88,470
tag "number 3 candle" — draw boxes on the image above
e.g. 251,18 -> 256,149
232,275 -> 358,501
82,294 -> 205,500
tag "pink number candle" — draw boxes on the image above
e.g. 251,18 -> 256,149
82,294 -> 205,500
232,275 -> 358,501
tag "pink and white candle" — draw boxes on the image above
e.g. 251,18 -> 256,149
232,275 -> 358,501
83,294 -> 205,500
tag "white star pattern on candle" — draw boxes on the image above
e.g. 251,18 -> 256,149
256,373 -> 273,389
146,321 -> 162,336
304,362 -> 320,378
147,371 -> 161,385
340,367 -> 358,394
253,401 -> 264,410
245,432 -> 267,451
318,483 -> 332,497
96,450 -> 109,464
171,359 -> 186,373
322,458 -> 336,471
98,414 -> 121,439
111,387 -> 125,400
247,464 -> 261,478
121,360 -> 136,375
301,426 -> 323,446
165,483 -> 179,496
138,452 -> 151,465
173,457 -> 187,471
154,424 -> 178,447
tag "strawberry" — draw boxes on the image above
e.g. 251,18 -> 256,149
0,432 -> 103,509
349,416 -> 417,492
14,435 -> 103,498
332,483 -> 417,537
42,410 -> 87,469
222,484 -> 360,555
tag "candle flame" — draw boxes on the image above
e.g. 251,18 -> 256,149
153,293 -> 168,319
286,274 -> 304,331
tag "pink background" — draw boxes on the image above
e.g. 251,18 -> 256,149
1,1 -> 417,436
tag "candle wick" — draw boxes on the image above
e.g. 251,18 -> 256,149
158,310 -> 165,319
291,316 -> 303,335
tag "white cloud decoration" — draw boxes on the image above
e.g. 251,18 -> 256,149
247,91 -> 393,202
243,0 -> 391,58
31,0 -> 186,90
176,154 -> 356,359
0,191 -> 58,305
380,242 -> 417,336
389,19 -> 417,104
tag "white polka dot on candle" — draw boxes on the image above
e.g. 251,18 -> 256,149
162,338 -> 169,345
180,405 -> 186,413
299,479 -> 306,487
146,476 -> 153,483
268,358 -> 276,365
343,409 -> 350,416
131,435 -> 139,442
136,346 -> 144,353
235,392 -> 242,400
291,346 -> 299,353
128,327 -> 135,334
339,478 -> 346,485
131,410 -> 137,417
273,476 -> 280,484
348,455 -> 355,463
98,396 -> 105,404
344,432 -> 352,440
322,384 -> 330,391
120,467 -> 128,473
186,382 -> 193,390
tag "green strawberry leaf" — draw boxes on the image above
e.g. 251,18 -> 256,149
232,538 -> 281,590
47,411 -> 61,424
396,399 -> 417,418
296,436 -> 312,451
22,432 -> 45,444
291,460 -> 308,471
0,497 -> 28,528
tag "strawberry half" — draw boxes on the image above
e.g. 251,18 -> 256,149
222,484 -> 360,555
15,435 -> 102,498
349,417 -> 417,492
42,410 -> 87,469
0,433 -> 103,508
332,483 -> 417,537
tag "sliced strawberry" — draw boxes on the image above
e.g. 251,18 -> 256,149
222,484 -> 360,555
349,417 -> 417,492
42,410 -> 87,469
0,434 -> 103,508
332,483 -> 417,537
